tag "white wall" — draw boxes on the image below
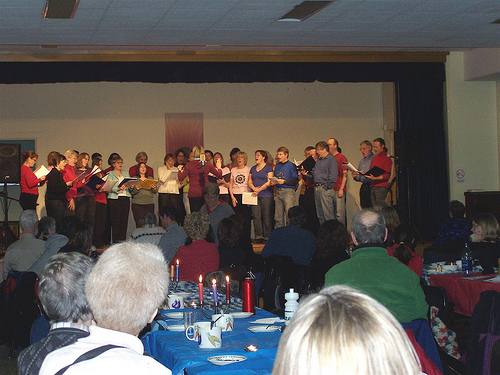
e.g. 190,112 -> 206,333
445,52 -> 499,202
0,81 -> 385,227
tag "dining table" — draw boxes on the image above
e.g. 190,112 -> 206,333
428,272 -> 500,316
142,281 -> 284,375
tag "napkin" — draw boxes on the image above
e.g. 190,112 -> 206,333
484,275 -> 500,283
250,317 -> 285,324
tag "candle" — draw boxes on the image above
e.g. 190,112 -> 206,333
170,265 -> 174,279
175,259 -> 180,282
198,275 -> 204,302
225,275 -> 230,301
212,279 -> 219,304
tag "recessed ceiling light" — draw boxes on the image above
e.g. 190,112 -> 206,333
43,0 -> 81,19
279,1 -> 333,22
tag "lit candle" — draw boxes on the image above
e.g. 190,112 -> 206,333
212,279 -> 219,304
198,274 -> 204,302
225,275 -> 230,301
170,265 -> 175,280
175,259 -> 180,282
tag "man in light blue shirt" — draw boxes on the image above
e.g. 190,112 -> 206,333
352,140 -> 374,209
158,206 -> 187,264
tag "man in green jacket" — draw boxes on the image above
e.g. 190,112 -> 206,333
324,209 -> 427,323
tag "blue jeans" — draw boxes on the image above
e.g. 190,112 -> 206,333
314,186 -> 336,225
252,196 -> 274,239
274,188 -> 295,228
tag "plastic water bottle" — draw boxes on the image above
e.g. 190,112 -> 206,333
461,243 -> 472,276
284,288 -> 299,325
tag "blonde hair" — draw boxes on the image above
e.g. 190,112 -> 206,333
473,213 -> 500,242
64,149 -> 78,159
192,145 -> 204,159
236,151 -> 248,166
85,242 -> 169,336
272,285 -> 421,375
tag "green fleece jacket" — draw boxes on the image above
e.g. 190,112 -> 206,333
324,245 -> 428,323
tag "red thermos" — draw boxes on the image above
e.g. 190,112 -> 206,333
242,273 -> 255,314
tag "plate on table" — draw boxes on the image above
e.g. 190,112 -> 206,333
248,325 -> 280,333
208,355 -> 247,366
166,325 -> 185,332
164,311 -> 183,319
232,312 -> 253,319
172,292 -> 191,299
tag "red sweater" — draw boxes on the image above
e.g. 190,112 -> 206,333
170,239 -> 219,281
333,152 -> 348,192
387,245 -> 423,277
370,150 -> 392,188
20,165 -> 44,195
62,164 -> 84,201
178,161 -> 222,198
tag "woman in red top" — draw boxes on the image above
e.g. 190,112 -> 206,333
366,138 -> 392,206
178,145 -> 222,213
20,151 -> 46,210
62,149 -> 85,212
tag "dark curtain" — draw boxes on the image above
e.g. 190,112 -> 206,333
395,81 -> 449,240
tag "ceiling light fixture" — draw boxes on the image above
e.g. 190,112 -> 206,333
43,0 -> 81,19
278,1 -> 333,22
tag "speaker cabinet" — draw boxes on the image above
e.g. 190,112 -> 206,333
0,143 -> 21,183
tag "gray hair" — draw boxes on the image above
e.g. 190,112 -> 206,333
85,242 -> 169,336
272,285 -> 421,375
203,182 -> 220,197
140,213 -> 157,228
19,209 -> 38,231
38,252 -> 95,323
183,212 -> 210,242
351,209 -> 386,244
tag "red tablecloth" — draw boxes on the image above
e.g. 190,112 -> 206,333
429,272 -> 500,316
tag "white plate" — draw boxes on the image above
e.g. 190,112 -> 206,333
248,325 -> 280,333
164,312 -> 183,319
172,292 -> 191,298
208,355 -> 247,366
232,312 -> 253,319
166,325 -> 185,331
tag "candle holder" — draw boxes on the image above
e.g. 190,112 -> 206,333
199,299 -> 231,319
170,278 -> 178,293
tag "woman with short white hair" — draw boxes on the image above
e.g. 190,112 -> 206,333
272,285 -> 421,375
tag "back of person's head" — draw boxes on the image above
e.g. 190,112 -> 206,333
57,216 -> 81,241
159,205 -> 178,224
287,206 -> 306,227
20,209 -> 38,231
272,285 -> 421,375
85,242 -> 169,336
203,182 -> 220,198
183,212 -> 210,242
381,205 -> 401,232
392,224 -> 417,265
192,145 -> 204,159
65,223 -> 94,256
140,213 -> 157,228
351,209 -> 386,244
38,252 -> 95,324
217,218 -> 240,248
449,200 -> 465,218
37,216 -> 56,239
371,201 -> 388,212
315,220 -> 350,258
473,213 -> 500,242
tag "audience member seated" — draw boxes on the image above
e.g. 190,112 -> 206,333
424,200 -> 471,263
310,220 -> 350,290
217,217 -> 246,280
39,242 -> 171,375
469,213 -> 500,275
381,205 -> 400,247
59,222 -> 98,259
200,183 -> 234,246
387,224 -> 423,277
130,213 -> 165,245
272,285 -> 422,375
3,210 -> 46,279
261,206 -> 315,266
17,253 -> 95,375
28,217 -> 69,276
324,209 -> 428,324
158,206 -> 187,264
170,212 -> 219,282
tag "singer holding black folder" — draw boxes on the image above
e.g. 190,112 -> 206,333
365,138 -> 392,206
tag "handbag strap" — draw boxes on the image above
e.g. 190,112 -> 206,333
55,344 -> 123,375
